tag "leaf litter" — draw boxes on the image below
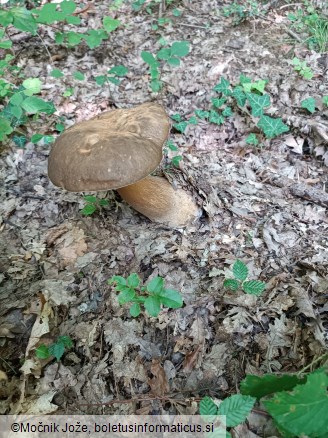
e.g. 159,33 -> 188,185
0,1 -> 327,434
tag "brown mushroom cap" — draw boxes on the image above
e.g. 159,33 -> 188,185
48,103 -> 170,191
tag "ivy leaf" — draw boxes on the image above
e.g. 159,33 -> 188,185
144,295 -> 161,317
194,109 -> 209,119
12,135 -> 26,148
218,394 -> 256,427
301,97 -> 316,114
208,111 -> 224,125
246,133 -> 259,145
240,374 -> 306,400
243,280 -> 266,295
102,16 -> 120,32
246,93 -> 270,117
158,288 -> 183,308
171,155 -> 182,167
146,277 -> 164,294
264,371 -> 328,437
233,260 -> 248,281
170,41 -> 190,57
257,115 -> 289,138
211,97 -> 227,108
213,77 -> 231,96
222,106 -> 233,117
173,121 -> 188,133
171,113 -> 182,122
232,86 -> 247,106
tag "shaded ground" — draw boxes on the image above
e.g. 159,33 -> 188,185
1,0 -> 328,435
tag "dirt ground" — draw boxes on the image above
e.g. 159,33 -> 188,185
0,0 -> 328,436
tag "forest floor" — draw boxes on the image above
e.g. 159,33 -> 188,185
1,1 -> 328,436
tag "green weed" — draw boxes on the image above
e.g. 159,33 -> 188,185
35,336 -> 73,362
223,259 -> 266,296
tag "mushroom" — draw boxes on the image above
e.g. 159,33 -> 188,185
48,102 -> 200,227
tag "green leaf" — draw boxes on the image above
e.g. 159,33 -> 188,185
35,344 -> 50,360
144,295 -> 161,317
222,107 -> 233,117
166,140 -> 178,151
56,123 -> 65,132
141,51 -> 158,67
322,96 -> 328,107
187,116 -> 198,125
127,273 -> 140,288
264,370 -> 328,437
12,135 -> 26,148
109,275 -> 126,287
173,8 -> 182,16
147,277 -> 164,294
67,31 -> 83,46
57,336 -> 73,348
233,260 -> 248,281
83,195 -> 97,203
66,15 -> 81,25
84,29 -> 108,49
48,342 -> 65,361
21,97 -> 55,114
60,1 -> 76,15
239,74 -> 251,85
108,65 -> 128,76
0,40 -> 12,49
218,394 -> 256,427
150,67 -> 160,79
22,78 -> 42,96
246,133 -> 259,145
150,79 -> 162,92
102,16 -> 120,32
80,204 -> 97,215
31,134 -> 44,143
173,121 -> 188,133
166,56 -> 180,67
301,97 -> 316,113
171,155 -> 183,168
257,115 -> 289,138
240,374 -> 307,400
130,302 -> 141,317
199,396 -> 218,416
0,117 -> 13,140
95,75 -> 107,86
213,77 -> 231,96
98,199 -> 109,206
170,41 -> 190,57
243,79 -> 267,94
73,71 -> 85,81
243,280 -> 266,295
246,93 -> 270,117
9,92 -> 24,106
158,288 -> 183,308
223,279 -> 240,291
118,287 -> 136,304
171,113 -> 182,122
55,32 -> 64,44
195,109 -> 209,119
0,10 -> 13,27
12,7 -> 37,34
51,69 -> 64,78
232,86 -> 246,106
211,97 -> 227,108
35,3 -> 63,25
108,77 -> 121,86
208,111 -> 224,125
157,48 -> 171,60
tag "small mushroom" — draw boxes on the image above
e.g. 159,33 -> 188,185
48,102 -> 200,227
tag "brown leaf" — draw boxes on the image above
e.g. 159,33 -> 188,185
148,359 -> 169,396
183,345 -> 202,373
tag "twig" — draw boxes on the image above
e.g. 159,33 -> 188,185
297,353 -> 328,376
178,23 -> 210,29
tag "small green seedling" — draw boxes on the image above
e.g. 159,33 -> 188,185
108,273 -> 183,317
292,57 -> 313,80
164,139 -> 182,168
35,336 -> 73,362
301,97 -> 316,113
94,65 -> 128,87
224,260 -> 266,296
246,133 -> 259,146
80,196 -> 109,216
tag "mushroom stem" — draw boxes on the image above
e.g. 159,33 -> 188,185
117,176 -> 200,227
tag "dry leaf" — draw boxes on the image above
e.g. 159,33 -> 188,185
148,359 -> 169,396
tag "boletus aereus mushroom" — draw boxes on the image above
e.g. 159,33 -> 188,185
48,102 -> 200,227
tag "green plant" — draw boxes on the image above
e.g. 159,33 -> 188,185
193,75 -> 289,139
246,133 -> 259,146
35,336 -> 73,361
223,260 -> 266,296
222,0 -> 264,25
80,196 -> 110,216
301,97 -> 316,113
164,139 -> 182,168
94,65 -> 128,87
199,364 -> 328,438
141,41 -> 190,92
108,273 -> 183,317
323,96 -> 328,107
292,57 -> 313,80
